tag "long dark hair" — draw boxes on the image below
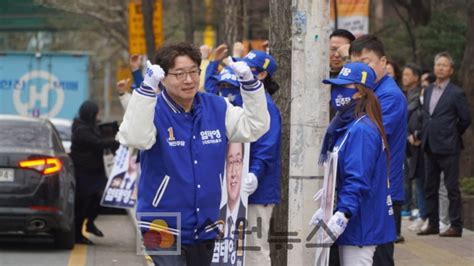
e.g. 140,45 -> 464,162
262,75 -> 280,95
354,84 -> 390,161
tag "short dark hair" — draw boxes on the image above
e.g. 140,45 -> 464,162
154,43 -> 201,74
349,34 -> 385,58
404,63 -> 421,78
330,29 -> 356,43
421,69 -> 431,76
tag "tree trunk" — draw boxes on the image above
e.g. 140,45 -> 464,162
459,0 -> 474,178
372,0 -> 384,32
182,0 -> 195,43
391,2 -> 417,63
269,0 -> 291,265
223,0 -> 244,53
142,0 -> 156,60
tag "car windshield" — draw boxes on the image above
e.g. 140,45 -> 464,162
0,120 -> 50,149
54,124 -> 72,141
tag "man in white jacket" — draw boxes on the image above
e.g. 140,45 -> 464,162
117,43 -> 270,266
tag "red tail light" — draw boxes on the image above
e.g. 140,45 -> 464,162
19,158 -> 63,175
30,205 -> 59,212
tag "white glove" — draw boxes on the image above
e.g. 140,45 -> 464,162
309,208 -> 323,226
243,172 -> 258,195
324,211 -> 349,243
229,61 -> 255,82
143,60 -> 165,90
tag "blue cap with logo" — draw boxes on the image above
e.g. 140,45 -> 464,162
212,66 -> 240,88
322,62 -> 376,90
240,50 -> 278,76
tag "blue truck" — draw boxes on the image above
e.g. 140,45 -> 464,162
0,52 -> 89,119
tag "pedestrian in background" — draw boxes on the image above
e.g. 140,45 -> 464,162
70,100 -> 119,245
329,29 -> 356,78
402,63 -> 427,232
417,52 -> 471,237
386,60 -> 402,88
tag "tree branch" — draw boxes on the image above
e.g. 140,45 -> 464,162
391,1 -> 417,62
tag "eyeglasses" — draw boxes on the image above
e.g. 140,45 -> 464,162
226,158 -> 242,168
167,69 -> 201,81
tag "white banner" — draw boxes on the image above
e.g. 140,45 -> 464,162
314,151 -> 338,266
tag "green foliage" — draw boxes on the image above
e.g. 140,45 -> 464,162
415,11 -> 466,70
379,10 -> 466,75
461,177 -> 474,196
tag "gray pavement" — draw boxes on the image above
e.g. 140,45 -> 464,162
395,219 -> 474,265
0,214 -> 147,266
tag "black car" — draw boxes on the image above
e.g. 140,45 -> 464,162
0,115 -> 75,249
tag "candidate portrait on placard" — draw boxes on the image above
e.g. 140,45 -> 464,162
212,142 -> 249,266
101,146 -> 139,208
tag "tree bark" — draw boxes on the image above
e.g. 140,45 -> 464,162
393,0 -> 431,26
372,0 -> 384,32
142,0 -> 156,60
182,0 -> 195,43
223,0 -> 244,53
268,0 -> 291,265
459,0 -> 474,178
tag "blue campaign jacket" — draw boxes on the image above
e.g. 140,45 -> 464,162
247,94 -> 281,204
131,69 -> 144,90
204,60 -> 221,95
334,116 -> 396,246
138,90 -> 228,244
374,75 -> 407,202
205,67 -> 282,204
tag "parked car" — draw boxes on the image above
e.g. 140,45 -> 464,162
49,118 -> 72,154
0,115 -> 75,249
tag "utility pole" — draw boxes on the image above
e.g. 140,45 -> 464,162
287,0 -> 330,265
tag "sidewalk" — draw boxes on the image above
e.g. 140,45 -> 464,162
395,220 -> 474,265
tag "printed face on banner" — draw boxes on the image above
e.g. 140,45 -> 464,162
212,143 -> 250,266
226,143 -> 244,211
101,146 -> 139,209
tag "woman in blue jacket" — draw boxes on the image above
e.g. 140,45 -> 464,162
316,62 -> 396,265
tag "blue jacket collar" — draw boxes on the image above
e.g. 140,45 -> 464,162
161,85 -> 198,114
375,74 -> 391,91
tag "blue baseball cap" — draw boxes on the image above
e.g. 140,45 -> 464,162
239,50 -> 278,76
323,62 -> 376,90
212,66 -> 240,88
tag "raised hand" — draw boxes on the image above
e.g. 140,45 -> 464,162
116,79 -> 130,95
229,61 -> 254,82
143,60 -> 165,90
130,55 -> 143,71
213,44 -> 228,62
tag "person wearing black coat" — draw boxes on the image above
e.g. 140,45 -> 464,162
70,100 -> 119,244
418,52 -> 471,237
402,64 -> 427,233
